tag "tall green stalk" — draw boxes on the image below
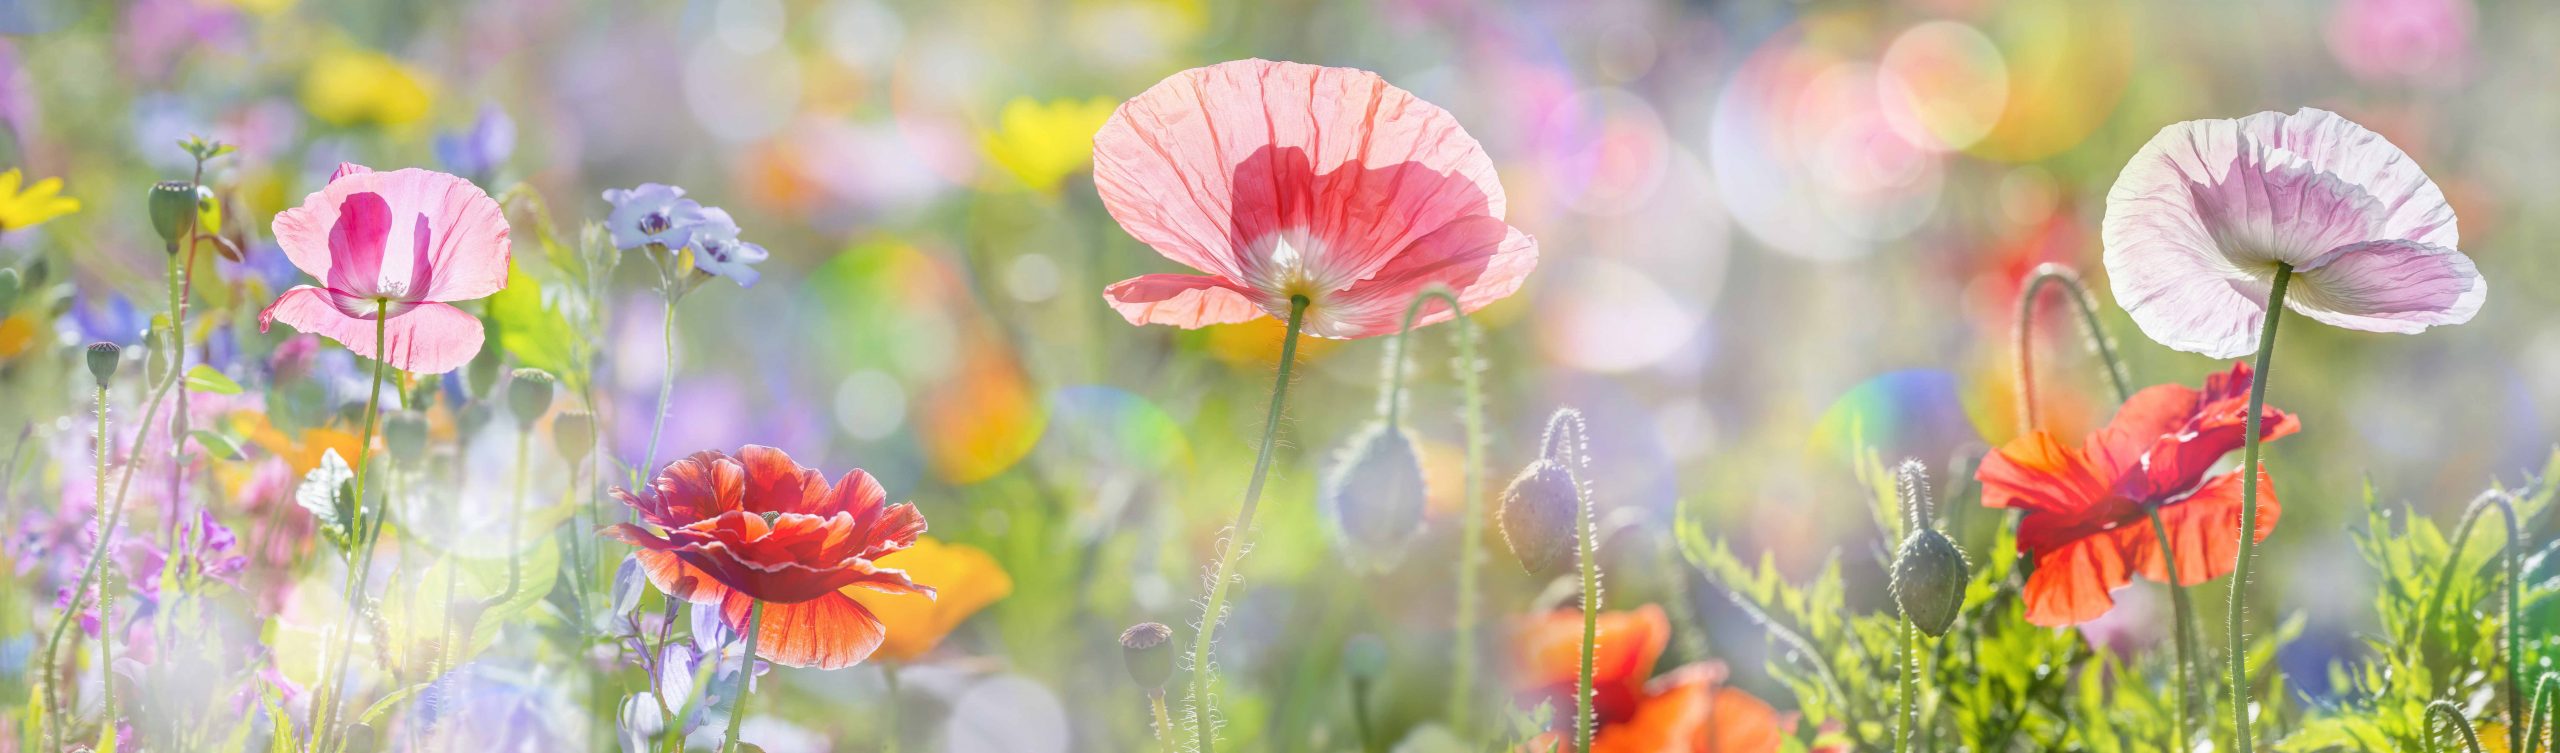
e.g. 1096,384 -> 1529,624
2427,492 -> 2524,752
45,357 -> 179,749
2226,264 -> 2292,753
1384,287 -> 1486,727
2427,700 -> 2486,753
313,302 -> 391,752
721,601 -> 766,753
640,291 -> 679,484
1185,296 -> 1310,753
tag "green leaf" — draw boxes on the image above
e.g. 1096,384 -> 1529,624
355,683 -> 431,726
190,429 -> 246,460
486,261 -> 578,378
184,364 -> 242,394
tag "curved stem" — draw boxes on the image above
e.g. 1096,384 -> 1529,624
2428,700 -> 2487,753
721,601 -> 766,753
2013,263 -> 2133,435
1185,296 -> 1310,753
1385,287 -> 1486,728
641,293 -> 678,485
2426,491 -> 2524,751
2148,508 -> 2197,753
2528,673 -> 2558,753
2225,263 -> 2290,753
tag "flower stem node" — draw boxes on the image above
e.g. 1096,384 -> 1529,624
85,342 -> 121,388
1891,528 -> 1969,637
1120,622 -> 1176,691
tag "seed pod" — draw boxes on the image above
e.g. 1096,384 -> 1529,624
554,410 -> 596,463
1891,528 -> 1969,637
85,342 -> 121,387
1119,622 -> 1175,691
508,368 -> 556,427
1343,633 -> 1389,681
1320,422 -> 1429,564
382,411 -> 430,464
148,181 -> 213,254
1498,457 -> 1579,574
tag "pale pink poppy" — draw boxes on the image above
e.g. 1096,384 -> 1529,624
2102,108 -> 2484,358
1092,59 -> 1538,339
259,163 -> 510,373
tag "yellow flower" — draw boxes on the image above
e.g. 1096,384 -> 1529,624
0,169 -> 80,231
848,537 -> 1012,662
300,49 -> 435,128
979,96 -> 1118,193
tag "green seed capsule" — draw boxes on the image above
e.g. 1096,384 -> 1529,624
553,410 -> 596,463
85,342 -> 121,387
507,368 -> 555,427
147,181 -> 215,254
1119,622 -> 1175,690
1891,528 -> 1970,637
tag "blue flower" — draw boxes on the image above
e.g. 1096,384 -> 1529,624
602,183 -> 705,251
682,206 -> 768,288
435,104 -> 516,180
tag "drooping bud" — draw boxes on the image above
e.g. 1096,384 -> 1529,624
1119,622 -> 1175,691
1888,459 -> 1968,637
554,410 -> 596,463
1498,458 -> 1579,574
465,353 -> 501,402
1320,421 -> 1429,564
148,181 -> 215,254
85,342 -> 121,387
507,368 -> 555,427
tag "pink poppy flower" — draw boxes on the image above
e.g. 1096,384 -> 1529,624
2101,108 -> 2484,359
1091,59 -> 1538,339
259,163 -> 510,373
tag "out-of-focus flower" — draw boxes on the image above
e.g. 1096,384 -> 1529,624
604,445 -> 934,669
0,168 -> 79,231
435,104 -> 517,180
1512,605 -> 1798,752
258,163 -> 511,374
847,536 -> 1011,662
602,183 -> 706,251
1976,363 -> 2300,626
299,48 -> 434,127
2102,107 -> 2484,359
2328,0 -> 2474,87
1092,59 -> 1538,339
980,96 -> 1116,193
681,207 -> 768,288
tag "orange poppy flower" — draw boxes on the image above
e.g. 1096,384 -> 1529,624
1514,605 -> 1799,753
1976,363 -> 2300,626
605,445 -> 933,669
846,536 -> 1011,662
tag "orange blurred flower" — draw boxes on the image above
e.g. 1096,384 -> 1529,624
848,536 -> 1012,662
1513,605 -> 1802,753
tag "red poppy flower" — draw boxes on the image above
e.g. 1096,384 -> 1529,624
604,445 -> 932,669
1514,606 -> 1803,753
1976,363 -> 2300,626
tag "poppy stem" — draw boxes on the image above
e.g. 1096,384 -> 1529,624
723,600 -> 765,753
2525,673 -> 2558,753
2426,700 -> 2487,753
45,363 -> 177,751
641,292 -> 679,486
2429,491 -> 2524,753
91,384 -> 113,738
1186,295 -> 1310,753
1898,613 -> 1915,753
2013,263 -> 2133,436
2146,507 -> 2197,753
314,300 -> 393,751
1150,690 -> 1178,753
1386,286 -> 1486,728
2225,263 -> 2289,753
1563,410 -> 1599,753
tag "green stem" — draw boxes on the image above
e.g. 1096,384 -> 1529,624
2428,700 -> 2486,753
2148,508 -> 2197,753
2428,492 -> 2524,751
640,293 -> 678,485
314,301 -> 391,751
2013,263 -> 2133,434
93,386 -> 114,738
45,358 -> 179,750
1897,614 -> 1915,753
1384,287 -> 1486,727
1562,410 -> 1598,753
883,663 -> 902,753
1186,295 -> 1310,753
1150,692 -> 1178,753
2527,673 -> 2558,753
2225,264 -> 2290,753
722,601 -> 765,753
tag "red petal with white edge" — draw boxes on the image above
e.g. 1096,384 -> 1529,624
722,590 -> 887,670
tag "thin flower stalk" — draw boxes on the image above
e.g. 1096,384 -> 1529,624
2425,490 -> 2526,753
45,356 -> 180,749
720,601 -> 766,753
1384,285 -> 1488,727
2427,700 -> 2486,753
1186,295 -> 1311,753
2225,264 -> 2292,753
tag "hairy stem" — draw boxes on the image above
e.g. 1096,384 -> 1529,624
641,292 -> 678,485
1151,691 -> 1178,753
45,352 -> 179,749
2225,264 -> 2290,753
722,601 -> 766,753
1186,296 -> 1310,753
2013,263 -> 2133,434
2428,700 -> 2486,753
2147,508 -> 2197,752
1385,287 -> 1487,727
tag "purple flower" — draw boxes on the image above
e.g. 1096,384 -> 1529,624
436,104 -> 518,180
603,183 -> 706,251
683,207 -> 768,287
64,293 -> 148,346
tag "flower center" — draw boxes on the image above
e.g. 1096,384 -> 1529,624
639,210 -> 672,236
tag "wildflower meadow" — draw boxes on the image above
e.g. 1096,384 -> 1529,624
1,0 -> 2555,751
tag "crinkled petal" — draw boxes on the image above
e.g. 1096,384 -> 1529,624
2127,467 -> 2281,587
1314,215 -> 1536,338
2288,238 -> 2485,333
258,289 -> 484,374
273,167 -> 508,303
2020,522 -> 2136,627
1103,274 -> 1266,329
721,590 -> 886,670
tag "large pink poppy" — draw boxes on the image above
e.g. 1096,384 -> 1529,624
2102,108 -> 2484,359
1092,59 -> 1538,339
259,163 -> 510,374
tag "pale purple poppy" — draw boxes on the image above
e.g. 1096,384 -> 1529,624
2102,107 -> 2485,358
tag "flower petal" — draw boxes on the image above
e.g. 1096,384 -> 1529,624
2288,238 -> 2486,333
258,289 -> 485,374
2128,467 -> 2281,587
273,168 -> 509,304
1316,215 -> 1537,338
736,444 -> 832,517
1102,274 -> 1265,329
2239,108 -> 2456,248
721,590 -> 886,670
2020,523 -> 2136,627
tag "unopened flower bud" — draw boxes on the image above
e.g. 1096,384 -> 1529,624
1498,458 -> 1579,574
1343,633 -> 1388,681
148,181 -> 213,254
0,267 -> 20,312
554,410 -> 596,463
1320,422 -> 1428,564
1119,622 -> 1175,690
85,342 -> 121,387
1891,528 -> 1969,637
382,411 -> 429,463
508,368 -> 555,426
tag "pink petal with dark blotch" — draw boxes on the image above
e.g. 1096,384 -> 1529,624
271,167 -> 510,304
258,287 -> 485,373
1317,215 -> 1537,338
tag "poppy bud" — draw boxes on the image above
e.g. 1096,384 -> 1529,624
382,411 -> 429,463
1891,528 -> 1969,637
85,342 -> 121,388
1498,458 -> 1579,574
466,354 -> 501,402
554,410 -> 596,463
1343,633 -> 1388,681
1320,422 -> 1429,564
0,267 -> 20,312
147,181 -> 213,254
1119,622 -> 1175,691
508,368 -> 555,427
